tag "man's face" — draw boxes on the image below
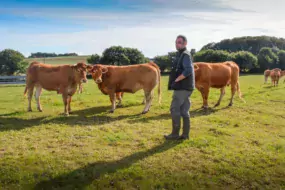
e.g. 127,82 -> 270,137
176,37 -> 187,50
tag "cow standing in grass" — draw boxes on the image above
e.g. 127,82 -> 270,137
194,61 -> 245,108
24,62 -> 90,116
88,62 -> 161,114
264,68 -> 281,84
270,69 -> 281,87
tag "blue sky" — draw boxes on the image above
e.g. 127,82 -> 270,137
0,0 -> 284,57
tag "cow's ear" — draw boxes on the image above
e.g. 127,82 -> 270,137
101,67 -> 108,74
86,65 -> 94,72
194,64 -> 199,70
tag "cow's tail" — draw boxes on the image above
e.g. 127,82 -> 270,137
237,81 -> 245,103
148,62 -> 161,104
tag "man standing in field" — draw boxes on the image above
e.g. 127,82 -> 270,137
165,35 -> 195,140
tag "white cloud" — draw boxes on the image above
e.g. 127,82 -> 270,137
0,0 -> 285,57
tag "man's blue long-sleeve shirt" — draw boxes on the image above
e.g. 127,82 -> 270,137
181,54 -> 193,77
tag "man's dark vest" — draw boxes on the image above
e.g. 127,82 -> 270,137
168,49 -> 194,91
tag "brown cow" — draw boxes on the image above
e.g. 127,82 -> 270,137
24,62 -> 90,116
264,68 -> 282,84
264,69 -> 271,84
194,61 -> 244,108
88,62 -> 161,114
270,69 -> 281,87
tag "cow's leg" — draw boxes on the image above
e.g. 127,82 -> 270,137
27,85 -> 34,112
78,83 -> 83,94
62,94 -> 69,116
116,92 -> 123,108
142,90 -> 153,114
228,84 -> 237,107
214,87 -> 226,107
35,85 -> 43,112
67,95 -> 72,114
109,93 -> 116,113
199,87 -> 209,109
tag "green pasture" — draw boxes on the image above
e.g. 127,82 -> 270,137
25,56 -> 89,65
0,75 -> 284,189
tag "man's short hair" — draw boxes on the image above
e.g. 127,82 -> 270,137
177,35 -> 187,42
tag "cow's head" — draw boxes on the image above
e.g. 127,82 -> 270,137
72,62 -> 90,83
88,65 -> 108,84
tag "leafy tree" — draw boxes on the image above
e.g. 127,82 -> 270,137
257,47 -> 278,70
87,54 -> 101,64
153,55 -> 171,73
277,50 -> 285,69
100,46 -> 146,66
124,47 -> 145,64
193,49 -> 232,63
0,49 -> 27,75
201,36 -> 285,55
29,52 -> 78,58
232,51 -> 258,72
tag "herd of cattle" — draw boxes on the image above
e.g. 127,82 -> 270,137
23,61 -> 284,116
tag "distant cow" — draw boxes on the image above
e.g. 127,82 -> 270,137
194,61 -> 244,109
24,62 -> 90,116
88,62 -> 161,114
270,69 -> 281,87
264,68 -> 281,84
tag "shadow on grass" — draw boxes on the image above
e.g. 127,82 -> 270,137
34,140 -> 181,190
0,104 -> 228,131
0,105 -> 142,131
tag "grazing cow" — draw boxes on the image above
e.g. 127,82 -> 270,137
270,69 -> 281,87
24,62 -> 90,116
88,62 -> 161,114
194,61 -> 244,108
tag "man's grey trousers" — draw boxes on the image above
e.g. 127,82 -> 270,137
170,90 -> 193,118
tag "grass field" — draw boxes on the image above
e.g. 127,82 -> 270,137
0,75 -> 284,189
25,56 -> 89,65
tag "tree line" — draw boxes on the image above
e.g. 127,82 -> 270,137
1,35 -> 285,75
29,52 -> 78,58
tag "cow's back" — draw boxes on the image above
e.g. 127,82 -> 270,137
26,62 -> 72,91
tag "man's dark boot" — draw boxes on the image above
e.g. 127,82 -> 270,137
164,116 -> 181,140
178,117 -> 190,140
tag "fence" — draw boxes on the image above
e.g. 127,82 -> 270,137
0,76 -> 26,84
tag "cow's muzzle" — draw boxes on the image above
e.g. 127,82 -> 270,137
81,79 -> 88,83
95,79 -> 102,84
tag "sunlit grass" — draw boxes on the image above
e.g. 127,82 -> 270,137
0,75 -> 284,189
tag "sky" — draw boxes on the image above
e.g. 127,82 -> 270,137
0,0 -> 285,57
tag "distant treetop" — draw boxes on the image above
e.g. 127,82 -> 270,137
201,36 -> 285,55
28,52 -> 78,58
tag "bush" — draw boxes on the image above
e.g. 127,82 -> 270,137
277,50 -> 285,70
87,54 -> 101,64
257,47 -> 278,71
232,51 -> 258,72
0,49 -> 27,75
193,49 -> 232,63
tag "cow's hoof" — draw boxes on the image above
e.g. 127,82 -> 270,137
228,103 -> 233,107
109,110 -> 114,113
64,113 -> 69,117
202,106 -> 208,109
38,109 -> 43,112
28,109 -> 32,112
141,111 -> 148,114
214,104 -> 220,108
117,104 -> 123,108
